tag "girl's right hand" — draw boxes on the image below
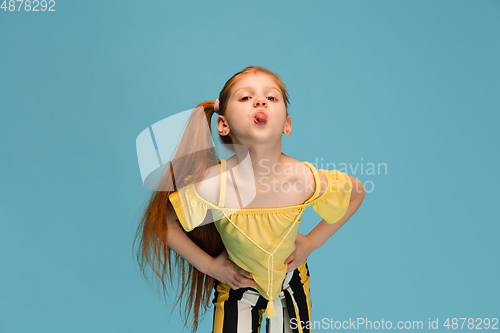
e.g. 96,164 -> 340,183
207,249 -> 256,290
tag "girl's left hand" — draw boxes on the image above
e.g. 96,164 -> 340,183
284,233 -> 316,273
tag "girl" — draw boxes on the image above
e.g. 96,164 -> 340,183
134,66 -> 365,333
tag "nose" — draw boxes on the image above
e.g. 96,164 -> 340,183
254,96 -> 267,108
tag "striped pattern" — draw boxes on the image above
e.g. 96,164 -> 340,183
211,260 -> 312,333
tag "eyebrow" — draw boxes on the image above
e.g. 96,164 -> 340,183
233,86 -> 281,96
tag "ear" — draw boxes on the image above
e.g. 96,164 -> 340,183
216,115 -> 230,136
283,115 -> 292,135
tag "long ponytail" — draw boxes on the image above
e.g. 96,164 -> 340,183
133,101 -> 224,331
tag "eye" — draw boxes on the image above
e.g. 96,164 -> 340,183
240,96 -> 278,101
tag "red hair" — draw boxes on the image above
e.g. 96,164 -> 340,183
133,66 -> 290,331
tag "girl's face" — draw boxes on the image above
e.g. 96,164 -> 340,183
219,73 -> 291,145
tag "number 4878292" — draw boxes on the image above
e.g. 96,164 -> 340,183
1,0 -> 56,11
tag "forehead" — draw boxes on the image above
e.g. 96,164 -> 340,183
231,73 -> 280,93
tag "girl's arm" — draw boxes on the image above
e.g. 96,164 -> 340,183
166,218 -> 215,274
306,175 -> 366,250
166,205 -> 256,290
285,175 -> 366,272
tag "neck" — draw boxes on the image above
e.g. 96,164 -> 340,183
227,141 -> 288,184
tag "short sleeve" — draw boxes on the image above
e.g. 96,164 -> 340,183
311,169 -> 352,224
168,185 -> 211,232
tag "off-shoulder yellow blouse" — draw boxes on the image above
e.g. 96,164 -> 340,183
169,159 -> 352,318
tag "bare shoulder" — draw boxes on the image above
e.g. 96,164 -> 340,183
193,164 -> 221,206
316,170 -> 328,197
283,154 -> 328,199
347,174 -> 365,201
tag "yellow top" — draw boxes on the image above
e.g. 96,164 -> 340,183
169,159 -> 352,317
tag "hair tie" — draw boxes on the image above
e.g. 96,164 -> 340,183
214,99 -> 220,113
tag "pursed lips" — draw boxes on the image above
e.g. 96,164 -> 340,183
254,110 -> 268,124
254,110 -> 268,118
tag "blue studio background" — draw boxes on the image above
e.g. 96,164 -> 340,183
1,0 -> 499,332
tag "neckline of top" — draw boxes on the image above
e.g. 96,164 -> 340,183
189,159 -> 329,212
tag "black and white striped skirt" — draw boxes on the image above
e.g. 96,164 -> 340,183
211,260 -> 312,333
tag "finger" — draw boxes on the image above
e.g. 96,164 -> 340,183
244,278 -> 256,286
234,273 -> 254,286
240,276 -> 256,285
241,269 -> 252,277
286,260 -> 295,271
